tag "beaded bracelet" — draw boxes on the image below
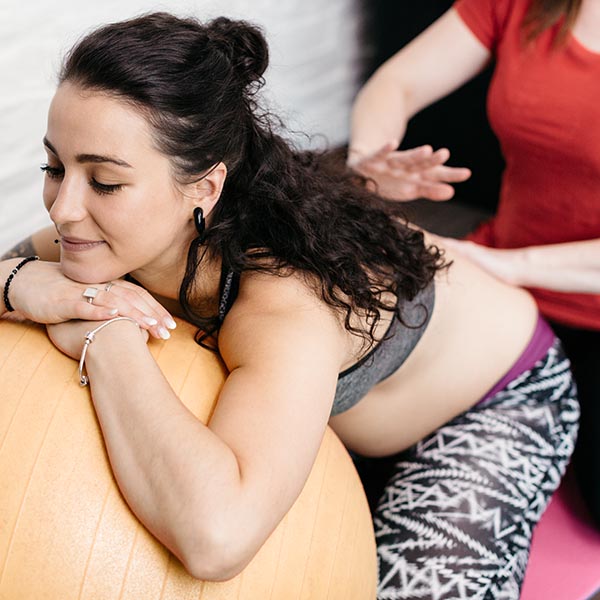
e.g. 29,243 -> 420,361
79,316 -> 140,386
3,256 -> 40,312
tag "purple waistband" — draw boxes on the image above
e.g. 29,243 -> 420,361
478,316 -> 555,404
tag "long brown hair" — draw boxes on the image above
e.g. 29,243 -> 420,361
523,0 -> 583,42
60,13 -> 445,348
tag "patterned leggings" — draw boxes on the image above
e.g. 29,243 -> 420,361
375,340 -> 579,600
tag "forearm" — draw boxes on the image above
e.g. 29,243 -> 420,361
85,323 -> 244,577
349,9 -> 491,161
349,62 -> 411,157
515,239 -> 600,293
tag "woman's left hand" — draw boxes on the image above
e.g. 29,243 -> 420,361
347,143 -> 472,202
440,238 -> 525,286
47,318 -> 148,360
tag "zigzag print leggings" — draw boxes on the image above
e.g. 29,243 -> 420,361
375,340 -> 579,600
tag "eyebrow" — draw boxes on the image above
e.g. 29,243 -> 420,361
43,137 -> 133,168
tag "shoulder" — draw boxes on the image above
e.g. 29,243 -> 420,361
453,0 -> 528,51
217,269 -> 348,375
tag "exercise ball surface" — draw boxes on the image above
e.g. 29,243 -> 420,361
0,319 -> 376,599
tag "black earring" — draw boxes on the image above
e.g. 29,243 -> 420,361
193,206 -> 205,240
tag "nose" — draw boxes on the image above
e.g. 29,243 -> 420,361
46,176 -> 89,226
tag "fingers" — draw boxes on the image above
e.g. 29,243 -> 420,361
408,166 -> 471,201
349,143 -> 472,203
103,283 -> 177,339
386,145 -> 436,169
352,144 -> 452,179
347,141 -> 398,170
368,141 -> 399,162
388,166 -> 469,185
59,301 -> 120,323
428,165 -> 472,183
386,148 -> 471,182
415,182 -> 456,201
75,281 -> 176,339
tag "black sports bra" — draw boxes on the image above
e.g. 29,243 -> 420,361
217,268 -> 435,416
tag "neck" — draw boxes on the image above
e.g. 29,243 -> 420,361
130,249 -> 223,319
572,0 -> 600,50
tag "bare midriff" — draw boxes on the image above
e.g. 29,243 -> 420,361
329,245 -> 539,457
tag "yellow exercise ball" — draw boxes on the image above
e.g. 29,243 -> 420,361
0,318 -> 376,599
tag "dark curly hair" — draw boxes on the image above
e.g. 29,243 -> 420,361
59,12 -> 446,347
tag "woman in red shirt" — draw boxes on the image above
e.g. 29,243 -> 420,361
350,0 -> 600,531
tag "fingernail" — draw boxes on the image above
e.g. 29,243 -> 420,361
144,317 -> 158,326
158,327 -> 171,340
108,308 -> 118,315
165,317 -> 177,330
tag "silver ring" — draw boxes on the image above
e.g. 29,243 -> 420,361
104,281 -> 115,292
82,287 -> 99,305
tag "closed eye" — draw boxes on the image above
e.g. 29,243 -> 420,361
40,164 -> 64,180
41,163 -> 123,195
89,178 -> 124,196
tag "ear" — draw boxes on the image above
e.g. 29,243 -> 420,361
183,162 -> 228,218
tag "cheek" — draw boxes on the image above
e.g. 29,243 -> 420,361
132,192 -> 189,237
98,204 -> 169,253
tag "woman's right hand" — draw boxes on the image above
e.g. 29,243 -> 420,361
347,142 -> 472,202
3,259 -> 176,339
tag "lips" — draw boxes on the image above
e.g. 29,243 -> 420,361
60,236 -> 106,252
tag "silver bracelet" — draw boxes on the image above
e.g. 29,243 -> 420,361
78,316 -> 140,386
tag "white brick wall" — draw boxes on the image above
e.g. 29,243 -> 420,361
0,0 -> 362,250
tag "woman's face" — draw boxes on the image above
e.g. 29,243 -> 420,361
43,82 -> 197,288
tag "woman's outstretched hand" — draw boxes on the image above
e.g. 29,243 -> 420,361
347,142 -> 472,202
4,260 -> 176,340
436,237 -> 524,286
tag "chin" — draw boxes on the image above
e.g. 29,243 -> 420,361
60,258 -> 121,285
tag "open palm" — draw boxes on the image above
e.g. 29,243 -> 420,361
348,143 -> 471,202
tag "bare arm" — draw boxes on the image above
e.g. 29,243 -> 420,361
66,272 -> 346,579
444,237 -> 600,294
1,227 -> 175,334
1,227 -> 61,316
1,226 -> 60,262
349,8 -> 492,158
517,239 -> 600,293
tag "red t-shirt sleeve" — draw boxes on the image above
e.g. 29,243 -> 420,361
454,0 -> 515,52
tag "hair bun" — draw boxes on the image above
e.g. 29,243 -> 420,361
208,17 -> 269,88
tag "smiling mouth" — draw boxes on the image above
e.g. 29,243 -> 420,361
60,237 -> 106,252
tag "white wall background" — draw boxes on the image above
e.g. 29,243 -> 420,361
0,0 -> 363,251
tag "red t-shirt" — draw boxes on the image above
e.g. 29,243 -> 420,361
454,0 -> 600,330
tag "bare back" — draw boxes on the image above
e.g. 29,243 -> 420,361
329,242 -> 538,456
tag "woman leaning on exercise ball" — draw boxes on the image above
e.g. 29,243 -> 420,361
1,11 -> 578,599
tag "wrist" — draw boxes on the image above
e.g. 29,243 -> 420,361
1,259 -> 19,313
79,317 -> 145,386
508,247 -> 533,287
86,319 -> 146,358
2,256 -> 39,314
346,145 -> 367,167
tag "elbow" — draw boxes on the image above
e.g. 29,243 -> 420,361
177,518 -> 258,582
182,548 -> 249,583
